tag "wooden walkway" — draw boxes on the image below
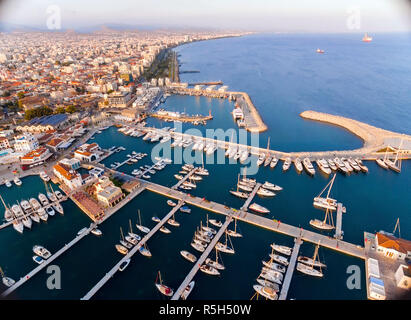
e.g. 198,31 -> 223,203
335,203 -> 344,240
81,201 -> 184,300
278,238 -> 302,300
241,183 -> 261,210
1,224 -> 95,297
171,215 -> 234,300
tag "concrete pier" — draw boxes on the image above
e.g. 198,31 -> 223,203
172,168 -> 197,190
241,183 -> 261,210
335,203 -> 344,240
278,237 -> 302,300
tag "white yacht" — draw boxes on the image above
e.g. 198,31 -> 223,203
303,157 -> 315,175
38,193 -> 49,206
256,154 -> 265,166
37,207 -> 48,222
262,181 -> 283,192
249,203 -> 270,214
294,158 -> 303,173
46,206 -> 55,216
316,159 -> 332,175
253,285 -> 278,300
270,157 -> 278,168
4,180 -> 12,188
54,190 -> 64,200
13,177 -> 22,186
270,243 -> 292,256
33,245 -> 51,259
47,192 -> 57,202
257,188 -> 276,197
282,157 -> 291,171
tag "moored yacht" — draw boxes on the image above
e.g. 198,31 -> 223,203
376,158 -> 388,169
13,177 -> 22,186
302,157 -> 315,175
282,157 -> 291,171
297,262 -> 323,277
270,243 -> 292,256
249,203 -> 270,214
38,193 -> 49,206
294,158 -> 303,173
180,250 -> 197,263
33,245 -> 51,259
316,159 -> 332,175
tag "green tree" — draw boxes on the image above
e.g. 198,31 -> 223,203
24,106 -> 53,120
55,106 -> 66,114
66,105 -> 77,114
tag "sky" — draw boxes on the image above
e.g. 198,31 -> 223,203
0,0 -> 410,32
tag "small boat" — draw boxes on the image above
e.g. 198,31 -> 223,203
119,259 -> 130,271
167,218 -> 180,227
191,241 -> 205,252
180,250 -> 197,263
174,174 -> 183,180
253,285 -> 278,300
30,212 -> 40,223
181,281 -> 195,300
139,244 -> 152,257
269,254 -> 289,266
13,177 -> 22,186
376,158 -> 388,169
167,200 -> 177,207
5,180 -> 12,187
37,194 -> 49,206
91,228 -> 102,236
229,190 -> 248,199
47,191 -> 57,203
303,157 -> 315,175
37,207 -> 48,222
152,216 -> 161,223
155,271 -> 174,297
32,255 -> 44,264
33,245 -> 51,259
257,188 -> 276,197
46,206 -> 55,216
0,267 -> 15,287
297,262 -> 323,277
200,264 -> 220,276
316,48 -> 325,54
125,234 -> 138,245
262,260 -> 286,273
77,227 -> 88,236
180,206 -> 191,214
270,243 -> 292,256
249,203 -> 270,214
160,226 -> 171,234
294,158 -> 303,173
209,219 -> 222,227
237,183 -> 253,192
115,244 -> 128,255
256,154 -> 265,166
52,203 -> 64,215
270,157 -> 278,168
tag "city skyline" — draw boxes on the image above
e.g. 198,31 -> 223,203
0,0 -> 411,33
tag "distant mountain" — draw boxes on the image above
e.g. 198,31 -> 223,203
0,22 -> 47,32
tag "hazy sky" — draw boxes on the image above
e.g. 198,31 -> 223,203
0,0 -> 410,32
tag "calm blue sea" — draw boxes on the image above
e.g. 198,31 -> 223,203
1,33 -> 410,300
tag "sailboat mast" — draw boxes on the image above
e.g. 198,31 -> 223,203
120,227 -> 124,241
326,174 -> 336,199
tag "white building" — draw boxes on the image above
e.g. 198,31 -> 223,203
53,162 -> 83,190
14,133 -> 39,152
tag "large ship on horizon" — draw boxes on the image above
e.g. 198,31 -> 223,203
362,33 -> 372,42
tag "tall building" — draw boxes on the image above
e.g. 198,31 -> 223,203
14,133 -> 39,152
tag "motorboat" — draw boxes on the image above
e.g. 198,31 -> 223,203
229,190 -> 248,199
257,188 -> 276,197
5,180 -> 12,188
209,219 -> 222,227
180,250 -> 197,263
237,184 -> 253,192
270,157 -> 278,168
54,190 -> 64,200
262,181 -> 282,192
303,157 -> 315,175
264,156 -> 272,167
181,281 -> 195,300
47,192 -> 57,203
91,228 -> 102,236
13,177 -> 22,186
341,158 -> 354,173
167,200 -> 177,207
38,193 -> 49,206
32,255 -> 44,265
152,216 -> 161,222
327,159 -> 338,171
253,285 -> 278,300
249,203 -> 270,214
39,171 -> 50,182
270,243 -> 292,256
256,154 -> 265,166
139,245 -> 152,257
294,158 -> 303,173
37,207 -> 48,222
33,245 -> 51,259
355,158 -> 369,173
190,241 -> 205,253
180,206 -> 191,214
160,226 -> 171,234
30,212 -> 40,223
53,203 -> 64,215
316,159 -> 332,175
119,259 -> 130,271
13,219 -> 24,233
282,157 -> 291,171
334,158 -> 349,174
46,206 -> 55,216
167,218 -> 180,227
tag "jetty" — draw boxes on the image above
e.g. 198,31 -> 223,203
171,216 -> 234,300
1,224 -> 94,297
81,201 -> 184,300
335,203 -> 344,240
240,183 -> 261,210
150,110 -> 213,124
278,237 -> 302,300
172,167 -> 197,190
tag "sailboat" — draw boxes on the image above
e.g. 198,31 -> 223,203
263,138 -> 271,167
1,194 -> 13,222
119,227 -> 133,249
155,271 -> 174,297
0,267 -> 15,287
139,243 -> 152,257
128,219 -> 141,241
136,210 -> 150,233
205,248 -> 225,270
313,174 -> 338,211
215,230 -> 235,254
167,212 -> 180,227
230,174 -> 249,199
296,243 -> 324,277
226,218 -> 242,238
17,201 -> 32,229
181,281 -> 195,300
385,143 -> 402,173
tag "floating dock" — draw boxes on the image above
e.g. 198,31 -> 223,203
279,237 -> 302,300
335,203 -> 344,240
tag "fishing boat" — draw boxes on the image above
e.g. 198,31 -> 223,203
0,267 -> 15,287
253,285 -> 278,300
200,264 -> 220,276
216,231 -> 235,254
294,158 -> 303,173
262,260 -> 286,273
115,244 -> 128,255
119,259 -> 130,271
155,271 -> 174,297
32,255 -> 44,264
256,278 -> 280,292
282,157 -> 291,171
180,206 -> 191,214
270,243 -> 292,256
91,228 -> 102,236
136,210 -> 150,233
249,203 -> 270,214
303,157 -> 315,175
180,250 -> 197,263
167,200 -> 177,207
262,181 -> 282,192
33,245 -> 51,259
181,281 -> 195,300
269,253 -> 289,266
257,187 -> 276,197
139,243 -> 152,257
226,219 -> 242,238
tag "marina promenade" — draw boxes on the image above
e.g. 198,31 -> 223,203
171,216 -> 234,300
1,223 -> 95,298
81,201 -> 184,300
